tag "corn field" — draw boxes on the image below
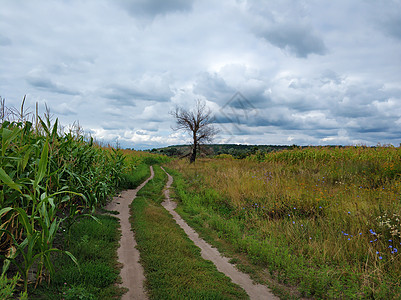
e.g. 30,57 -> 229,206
0,100 -> 134,295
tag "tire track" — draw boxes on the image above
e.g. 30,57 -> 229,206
105,166 -> 154,300
160,166 -> 279,300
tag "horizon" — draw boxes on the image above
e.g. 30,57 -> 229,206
1,1 -> 400,149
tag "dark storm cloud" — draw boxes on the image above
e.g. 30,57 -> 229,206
259,24 -> 327,58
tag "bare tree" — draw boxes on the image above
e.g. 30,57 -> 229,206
171,99 -> 218,163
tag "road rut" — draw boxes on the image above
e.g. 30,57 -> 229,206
105,166 -> 154,300
160,166 -> 278,300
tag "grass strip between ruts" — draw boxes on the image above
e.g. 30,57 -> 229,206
130,165 -> 249,299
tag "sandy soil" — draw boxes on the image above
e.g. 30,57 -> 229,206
160,166 -> 279,300
105,166 -> 154,300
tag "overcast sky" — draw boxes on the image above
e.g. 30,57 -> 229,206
1,0 -> 401,149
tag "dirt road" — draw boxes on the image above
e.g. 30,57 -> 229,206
160,167 -> 279,300
105,166 -> 154,300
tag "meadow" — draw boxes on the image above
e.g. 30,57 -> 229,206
167,146 -> 401,299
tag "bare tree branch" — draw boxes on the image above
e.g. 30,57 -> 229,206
170,99 -> 218,163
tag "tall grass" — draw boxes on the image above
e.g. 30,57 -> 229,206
168,146 -> 401,298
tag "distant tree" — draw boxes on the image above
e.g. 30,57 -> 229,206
171,100 -> 218,163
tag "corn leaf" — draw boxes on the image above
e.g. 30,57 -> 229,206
34,139 -> 49,189
0,168 -> 21,193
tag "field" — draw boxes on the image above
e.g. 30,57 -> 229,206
1,103 -> 401,299
167,146 -> 401,299
0,113 -> 167,298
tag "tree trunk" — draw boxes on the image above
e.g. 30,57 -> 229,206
190,134 -> 197,163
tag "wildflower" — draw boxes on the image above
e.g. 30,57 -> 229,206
294,207 -> 296,209
394,248 -> 398,253
301,224 -> 303,227
309,237 -> 312,239
319,206 -> 322,209
359,233 -> 362,235
376,251 -> 379,254
389,245 -> 393,248
379,256 -> 383,259
348,238 -> 351,240
293,221 -> 295,224
389,239 -> 392,242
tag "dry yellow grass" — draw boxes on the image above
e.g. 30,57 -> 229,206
167,147 -> 401,297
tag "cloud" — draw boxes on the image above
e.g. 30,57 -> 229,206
0,34 -> 11,46
382,15 -> 401,41
258,24 -> 327,58
247,0 -> 327,58
1,0 -> 401,149
102,73 -> 173,104
26,76 -> 80,96
51,102 -> 77,116
367,1 -> 401,41
118,0 -> 194,19
193,72 -> 235,104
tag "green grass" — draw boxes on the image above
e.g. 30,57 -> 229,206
120,163 -> 151,189
130,165 -> 249,299
30,214 -> 125,299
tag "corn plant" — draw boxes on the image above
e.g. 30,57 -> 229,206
0,103 -> 135,296
0,135 -> 80,293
